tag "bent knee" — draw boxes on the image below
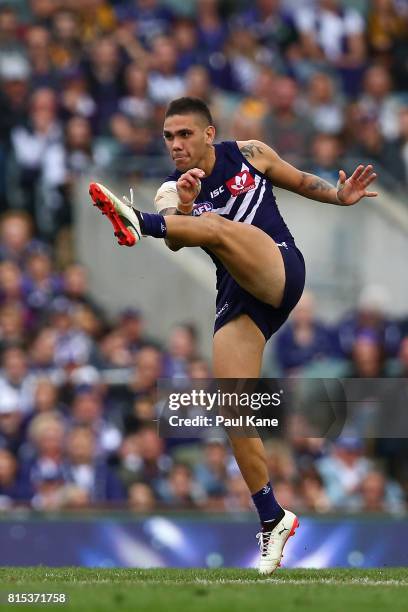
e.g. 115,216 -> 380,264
199,213 -> 230,247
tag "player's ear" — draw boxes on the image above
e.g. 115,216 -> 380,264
205,125 -> 216,145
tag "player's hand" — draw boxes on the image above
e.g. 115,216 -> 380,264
336,165 -> 378,206
177,168 -> 205,205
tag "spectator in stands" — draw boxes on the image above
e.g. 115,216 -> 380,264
173,18 -> 203,73
188,358 -> 211,379
97,329 -> 133,371
28,378 -> 60,416
0,303 -> 26,348
118,64 -> 154,125
77,0 -> 117,45
23,243 -> 62,319
132,423 -> 172,493
196,0 -> 227,56
275,291 -> 335,375
117,431 -> 143,490
163,323 -> 198,378
0,260 -> 25,306
0,211 -> 34,265
301,72 -> 344,135
236,0 -> 299,65
263,76 -> 314,165
357,65 -> 402,141
273,480 -> 298,511
224,473 -> 253,512
158,462 -> 206,508
148,35 -> 185,105
26,24 -> 59,89
347,335 -> 386,378
64,116 -> 95,177
308,133 -> 344,184
299,470 -> 332,513
184,64 -> 237,140
0,386 -> 24,456
357,469 -> 406,514
0,448 -> 30,508
128,481 -> 156,512
264,439 -> 297,483
11,88 -> 67,235
29,0 -> 57,28
317,438 -> 372,510
367,0 -> 408,66
129,345 -> 163,397
84,36 -> 124,136
194,440 -> 228,498
22,412 -> 66,487
233,66 -> 275,131
60,71 -> 97,123
30,461 -> 67,510
115,0 -> 174,47
29,327 -> 58,377
70,387 -> 122,456
0,4 -> 23,56
0,345 -> 33,412
50,8 -> 83,73
63,425 -> 125,504
295,0 -> 366,96
335,285 -> 401,358
62,264 -> 101,315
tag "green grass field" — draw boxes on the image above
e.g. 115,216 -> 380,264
1,568 -> 407,612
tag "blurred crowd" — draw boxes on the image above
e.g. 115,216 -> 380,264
0,209 -> 407,515
0,0 -> 407,240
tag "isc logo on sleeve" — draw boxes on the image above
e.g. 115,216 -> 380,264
226,171 -> 255,195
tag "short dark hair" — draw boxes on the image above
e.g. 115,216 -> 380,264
165,97 -> 213,125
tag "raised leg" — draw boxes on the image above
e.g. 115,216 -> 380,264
165,213 -> 286,308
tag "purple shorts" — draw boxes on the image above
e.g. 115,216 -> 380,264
214,243 -> 306,341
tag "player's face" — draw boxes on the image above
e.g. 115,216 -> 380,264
163,114 -> 214,172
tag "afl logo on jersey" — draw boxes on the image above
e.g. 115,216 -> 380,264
193,202 -> 213,216
226,171 -> 255,196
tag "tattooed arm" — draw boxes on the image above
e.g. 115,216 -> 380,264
238,140 -> 378,206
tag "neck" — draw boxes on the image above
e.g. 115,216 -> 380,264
197,145 -> 216,176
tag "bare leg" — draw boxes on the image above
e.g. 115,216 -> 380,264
213,314 -> 270,494
165,213 -> 285,308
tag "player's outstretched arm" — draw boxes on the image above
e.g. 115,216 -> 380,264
238,140 -> 378,206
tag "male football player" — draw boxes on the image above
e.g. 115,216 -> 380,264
89,97 -> 377,573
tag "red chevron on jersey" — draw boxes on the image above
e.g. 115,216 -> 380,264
226,170 -> 256,196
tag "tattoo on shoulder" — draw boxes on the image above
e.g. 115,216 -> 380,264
239,141 -> 264,160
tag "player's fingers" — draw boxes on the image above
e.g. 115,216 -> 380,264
186,168 -> 205,181
358,165 -> 374,182
364,173 -> 377,186
182,171 -> 203,187
338,170 -> 346,183
365,191 -> 378,197
350,165 -> 365,181
180,174 -> 199,189
178,179 -> 195,191
188,168 -> 206,179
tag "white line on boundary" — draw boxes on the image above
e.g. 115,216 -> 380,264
27,577 -> 408,587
